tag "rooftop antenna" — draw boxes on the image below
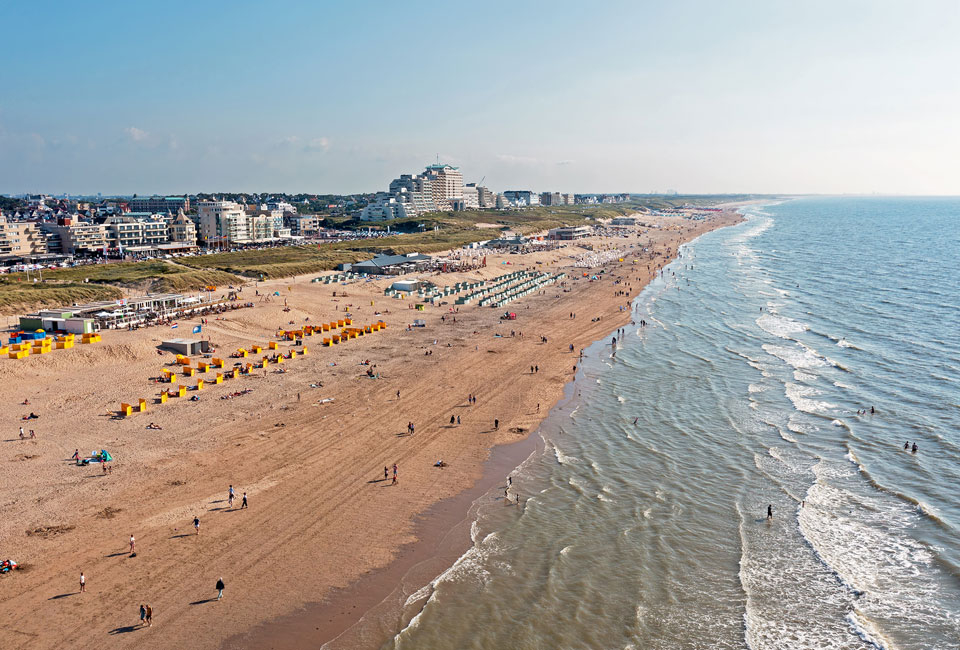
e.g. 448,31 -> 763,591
436,153 -> 439,165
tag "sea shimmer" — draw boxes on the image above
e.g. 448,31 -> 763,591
377,198 -> 960,650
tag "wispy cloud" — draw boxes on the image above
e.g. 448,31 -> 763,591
496,153 -> 542,165
304,136 -> 330,152
556,159 -> 574,166
124,126 -> 149,142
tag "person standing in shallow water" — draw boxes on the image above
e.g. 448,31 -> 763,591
767,505 -> 773,520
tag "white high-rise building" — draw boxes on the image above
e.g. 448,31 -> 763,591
423,164 -> 463,211
198,200 -> 249,246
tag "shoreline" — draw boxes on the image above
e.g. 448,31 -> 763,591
224,211 -> 746,650
0,209 -> 741,650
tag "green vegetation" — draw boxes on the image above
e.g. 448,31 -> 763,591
0,277 -> 123,311
0,196 -> 756,313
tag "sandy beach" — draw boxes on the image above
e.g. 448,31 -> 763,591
0,209 -> 739,649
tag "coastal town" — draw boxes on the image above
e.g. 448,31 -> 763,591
0,164 -> 631,266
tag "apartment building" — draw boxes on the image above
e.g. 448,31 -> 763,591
423,163 -> 463,211
462,184 -> 480,209
539,192 -> 563,206
0,215 -> 48,257
359,197 -> 414,221
286,215 -> 320,236
197,200 -> 249,246
504,190 -> 540,207
103,214 -> 169,250
128,195 -> 190,214
168,209 -> 198,244
39,219 -> 108,255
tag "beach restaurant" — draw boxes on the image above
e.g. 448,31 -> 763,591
347,253 -> 432,275
19,292 -> 229,331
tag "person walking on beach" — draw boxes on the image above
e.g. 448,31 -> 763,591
140,603 -> 146,626
450,415 -> 456,425
216,577 -> 225,601
71,448 -> 79,461
767,505 -> 773,520
241,492 -> 248,509
384,466 -> 389,480
145,604 -> 152,626
494,419 -> 499,430
393,463 -> 398,478
129,534 -> 136,555
391,473 -> 398,486
193,516 -> 200,535
79,572 -> 86,593
457,415 -> 461,425
229,484 -> 235,507
396,390 -> 400,400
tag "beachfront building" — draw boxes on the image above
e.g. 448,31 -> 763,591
504,190 -> 540,207
388,174 -> 437,216
168,209 -> 198,244
539,192 -> 563,206
286,215 -> 320,236
463,184 -> 480,209
0,215 -> 49,258
477,185 -> 496,208
423,164 -> 463,211
198,200 -> 249,247
349,252 -> 432,274
547,226 -> 592,240
359,196 -> 414,222
611,217 -> 637,226
39,220 -> 108,255
127,195 -> 191,214
103,215 -> 170,251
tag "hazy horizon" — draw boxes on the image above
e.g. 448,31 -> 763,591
3,0 -> 958,196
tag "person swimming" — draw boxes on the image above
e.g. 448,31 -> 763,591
912,443 -> 918,454
905,441 -> 910,450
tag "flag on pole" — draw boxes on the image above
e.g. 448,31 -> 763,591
193,325 -> 202,334
171,323 -> 178,329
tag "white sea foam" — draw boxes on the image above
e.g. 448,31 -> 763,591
785,383 -> 836,414
748,383 -> 766,393
778,429 -> 798,443
756,313 -> 807,339
762,343 -> 830,370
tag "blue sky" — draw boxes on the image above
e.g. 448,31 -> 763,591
2,0 -> 958,195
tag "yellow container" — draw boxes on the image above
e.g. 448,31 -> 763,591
138,398 -> 148,412
268,341 -> 278,350
120,403 -> 133,416
196,379 -> 204,391
159,391 -> 168,404
215,373 -> 223,384
177,385 -> 187,398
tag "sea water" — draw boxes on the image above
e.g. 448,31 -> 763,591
379,198 -> 960,649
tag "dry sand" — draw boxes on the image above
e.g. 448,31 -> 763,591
0,210 -> 740,649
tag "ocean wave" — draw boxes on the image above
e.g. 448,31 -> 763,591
785,383 -> 837,415
762,343 -> 830,370
756,313 -> 807,340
